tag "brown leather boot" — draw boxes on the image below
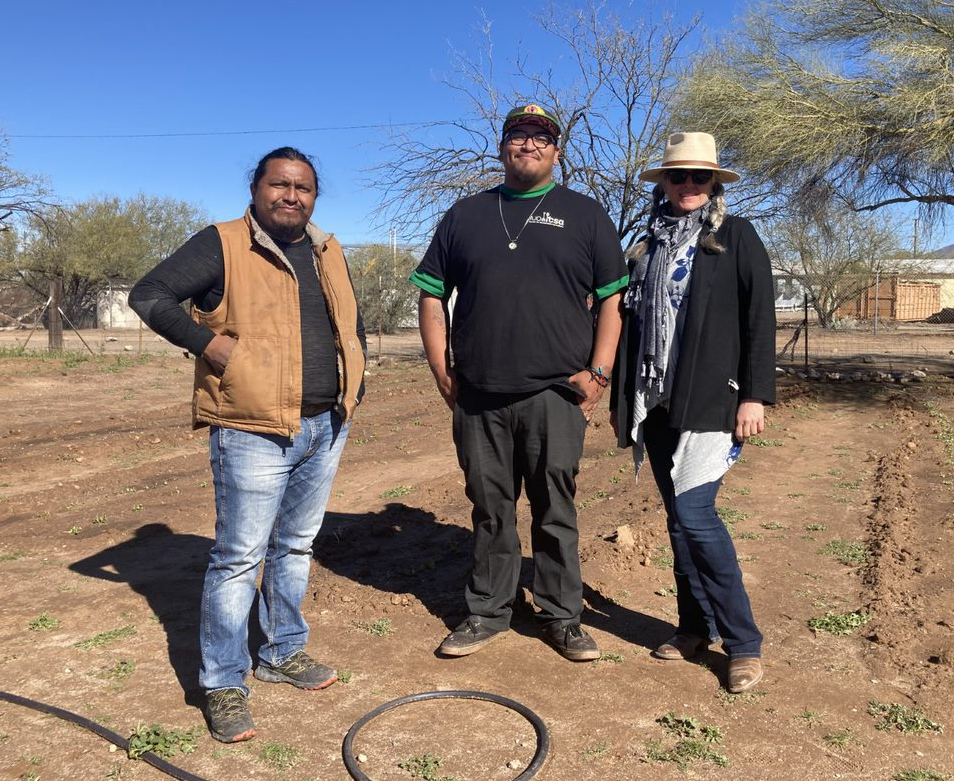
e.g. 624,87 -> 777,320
727,657 -> 763,693
653,633 -> 708,660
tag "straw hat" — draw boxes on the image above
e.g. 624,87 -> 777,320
639,132 -> 740,184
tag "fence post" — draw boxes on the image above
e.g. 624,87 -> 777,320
873,270 -> 880,335
803,292 -> 809,372
48,277 -> 63,351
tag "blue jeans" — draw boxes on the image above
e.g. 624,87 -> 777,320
199,411 -> 349,694
643,407 -> 762,658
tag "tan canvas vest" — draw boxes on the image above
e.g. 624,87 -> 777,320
191,210 -> 364,436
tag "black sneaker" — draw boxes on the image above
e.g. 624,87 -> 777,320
542,622 -> 600,661
205,687 -> 256,743
254,650 -> 337,690
437,617 -> 506,656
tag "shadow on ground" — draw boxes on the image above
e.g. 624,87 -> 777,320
69,523 -> 210,706
316,503 -> 672,651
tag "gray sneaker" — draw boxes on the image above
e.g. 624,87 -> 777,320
205,687 -> 256,743
438,618 -> 506,656
254,650 -> 337,690
542,622 -> 600,661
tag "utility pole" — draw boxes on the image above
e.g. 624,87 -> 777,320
913,217 -> 919,257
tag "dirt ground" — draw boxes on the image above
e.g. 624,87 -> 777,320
1,331 -> 953,781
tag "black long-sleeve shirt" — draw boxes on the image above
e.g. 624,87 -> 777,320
129,225 -> 365,408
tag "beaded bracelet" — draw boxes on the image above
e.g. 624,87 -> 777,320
587,365 -> 610,388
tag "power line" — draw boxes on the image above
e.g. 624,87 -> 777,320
9,120 -> 458,140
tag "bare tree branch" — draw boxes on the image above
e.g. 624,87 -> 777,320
370,2 -> 708,247
0,135 -> 58,233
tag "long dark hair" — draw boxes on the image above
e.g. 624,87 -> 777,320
249,147 -> 320,195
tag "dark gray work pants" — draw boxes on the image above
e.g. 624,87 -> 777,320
453,383 -> 587,630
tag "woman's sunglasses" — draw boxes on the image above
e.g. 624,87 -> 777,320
665,169 -> 715,185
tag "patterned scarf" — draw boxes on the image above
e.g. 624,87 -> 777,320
627,200 -> 711,392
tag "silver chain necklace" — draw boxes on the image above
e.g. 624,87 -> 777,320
498,187 -> 550,250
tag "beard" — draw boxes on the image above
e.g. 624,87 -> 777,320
257,204 -> 309,242
509,167 -> 539,186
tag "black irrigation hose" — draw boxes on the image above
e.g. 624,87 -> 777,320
0,690 -> 211,781
342,690 -> 550,781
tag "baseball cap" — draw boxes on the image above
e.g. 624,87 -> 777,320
502,105 -> 561,140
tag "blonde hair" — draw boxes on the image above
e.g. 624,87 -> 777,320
627,183 -> 727,259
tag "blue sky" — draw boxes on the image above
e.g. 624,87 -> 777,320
4,1 -> 751,246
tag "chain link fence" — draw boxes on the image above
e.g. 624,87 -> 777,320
775,271 -> 954,373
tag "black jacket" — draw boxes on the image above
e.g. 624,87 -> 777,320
611,214 -> 776,447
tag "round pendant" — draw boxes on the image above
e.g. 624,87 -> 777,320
508,241 -> 518,250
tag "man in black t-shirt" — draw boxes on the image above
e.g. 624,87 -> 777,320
411,105 -> 627,661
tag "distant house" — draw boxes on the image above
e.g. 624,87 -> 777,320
835,259 -> 954,322
97,285 -> 140,328
773,275 -> 808,311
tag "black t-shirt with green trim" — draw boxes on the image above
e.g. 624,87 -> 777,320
411,183 -> 627,393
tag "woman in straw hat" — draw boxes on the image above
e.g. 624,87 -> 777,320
610,132 -> 776,693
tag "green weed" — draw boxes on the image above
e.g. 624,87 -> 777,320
353,618 -> 393,637
75,625 -> 137,649
760,521 -> 784,530
835,480 -> 862,490
820,540 -> 870,566
809,610 -> 870,635
127,722 -> 201,759
398,752 -> 460,781
823,727 -> 861,749
652,545 -> 674,570
97,659 -> 136,681
592,652 -> 624,666
893,770 -> 951,781
581,741 -> 609,761
0,550 -> 30,562
717,507 -> 748,524
100,354 -> 151,374
716,688 -> 767,706
644,712 -> 728,769
258,741 -> 301,771
747,436 -> 782,447
338,670 -> 354,684
926,401 -> 954,463
735,530 -> 763,540
382,485 -> 413,498
867,701 -> 943,734
804,523 -> 828,532
28,612 -> 60,631
797,709 -> 822,727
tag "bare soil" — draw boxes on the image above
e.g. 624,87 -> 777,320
1,333 -> 953,781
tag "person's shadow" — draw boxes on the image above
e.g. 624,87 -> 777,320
315,503 -> 472,625
315,503 -> 672,652
69,523 -> 211,706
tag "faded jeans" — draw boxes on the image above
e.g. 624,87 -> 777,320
199,411 -> 349,694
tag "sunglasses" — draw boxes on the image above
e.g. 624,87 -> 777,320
665,169 -> 715,185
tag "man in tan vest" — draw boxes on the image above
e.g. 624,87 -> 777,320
129,147 -> 365,743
